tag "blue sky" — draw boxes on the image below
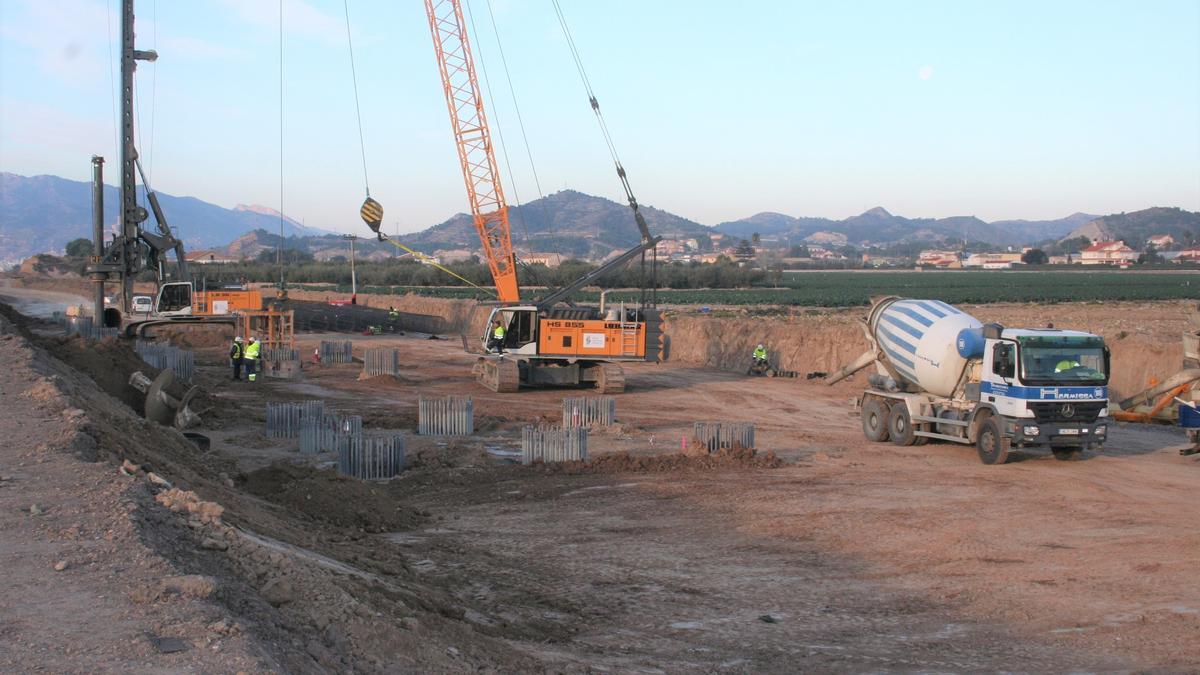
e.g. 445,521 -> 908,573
2,0 -> 1198,234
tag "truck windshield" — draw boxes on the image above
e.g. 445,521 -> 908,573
1018,335 -> 1107,385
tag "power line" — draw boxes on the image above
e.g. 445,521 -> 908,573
463,0 -> 530,248
482,0 -> 555,247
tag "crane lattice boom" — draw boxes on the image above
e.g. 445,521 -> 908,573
424,0 -> 520,303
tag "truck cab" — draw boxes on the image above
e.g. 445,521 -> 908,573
980,326 -> 1110,449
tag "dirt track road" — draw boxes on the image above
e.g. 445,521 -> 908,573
0,279 -> 90,318
235,331 -> 1200,670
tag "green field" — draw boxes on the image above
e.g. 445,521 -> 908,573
297,270 -> 1199,307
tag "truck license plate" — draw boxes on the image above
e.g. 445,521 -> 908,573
1058,429 -> 1080,436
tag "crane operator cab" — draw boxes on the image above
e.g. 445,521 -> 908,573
483,307 -> 540,356
154,281 -> 194,317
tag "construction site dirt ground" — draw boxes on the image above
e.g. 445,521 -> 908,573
1,290 -> 1198,671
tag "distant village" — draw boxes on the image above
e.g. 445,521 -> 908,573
908,234 -> 1197,270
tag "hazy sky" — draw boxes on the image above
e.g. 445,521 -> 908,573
2,0 -> 1198,235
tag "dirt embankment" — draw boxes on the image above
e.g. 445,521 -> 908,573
280,289 -> 477,334
666,310 -> 865,376
258,288 -> 1199,399
665,301 -> 1193,400
245,285 -> 1195,400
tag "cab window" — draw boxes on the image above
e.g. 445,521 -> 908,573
992,343 -> 1015,379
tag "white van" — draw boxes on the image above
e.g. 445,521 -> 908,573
131,295 -> 154,314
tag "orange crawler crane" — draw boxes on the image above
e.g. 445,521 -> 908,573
368,0 -> 665,392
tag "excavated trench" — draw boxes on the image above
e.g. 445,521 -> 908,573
279,291 -> 1191,399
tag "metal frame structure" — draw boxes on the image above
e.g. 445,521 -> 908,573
238,310 -> 296,351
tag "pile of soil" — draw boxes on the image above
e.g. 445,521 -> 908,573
150,324 -> 234,348
38,333 -> 237,427
42,335 -> 161,413
540,446 -> 783,474
279,290 -> 476,334
222,430 -> 286,450
357,407 -> 418,430
240,462 -> 424,532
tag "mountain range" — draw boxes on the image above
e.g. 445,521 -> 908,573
0,172 -> 329,266
2,172 -> 1197,266
712,208 -> 1101,247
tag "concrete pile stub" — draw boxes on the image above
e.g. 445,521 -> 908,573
265,400 -> 326,438
53,312 -> 119,340
362,348 -> 401,377
339,435 -> 406,480
522,425 -> 588,464
319,340 -> 354,364
562,395 -> 617,428
299,414 -> 363,454
262,347 -> 302,380
135,341 -> 196,381
418,395 -> 473,436
692,422 -> 755,453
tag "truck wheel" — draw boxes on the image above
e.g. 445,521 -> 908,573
888,404 -> 916,446
1051,446 -> 1083,461
976,417 -> 1010,465
862,398 -> 890,442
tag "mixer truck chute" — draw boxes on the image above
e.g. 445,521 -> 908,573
831,296 -> 1110,464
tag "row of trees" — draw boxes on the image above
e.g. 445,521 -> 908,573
189,254 -> 767,290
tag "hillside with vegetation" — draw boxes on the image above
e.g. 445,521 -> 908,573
1063,207 -> 1200,248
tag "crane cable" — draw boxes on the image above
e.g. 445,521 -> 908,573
551,0 -> 629,195
277,0 -> 286,290
345,1 -> 493,297
463,0 -> 531,251
343,0 -> 371,197
550,0 -> 657,304
375,235 -> 495,295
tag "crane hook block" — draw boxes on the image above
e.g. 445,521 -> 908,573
360,197 -> 384,233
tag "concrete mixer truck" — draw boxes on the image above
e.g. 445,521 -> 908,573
827,297 -> 1110,464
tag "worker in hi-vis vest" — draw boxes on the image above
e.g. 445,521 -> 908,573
244,336 -> 261,381
229,336 -> 244,380
487,319 -> 506,354
1055,356 -> 1082,373
753,343 -> 768,367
